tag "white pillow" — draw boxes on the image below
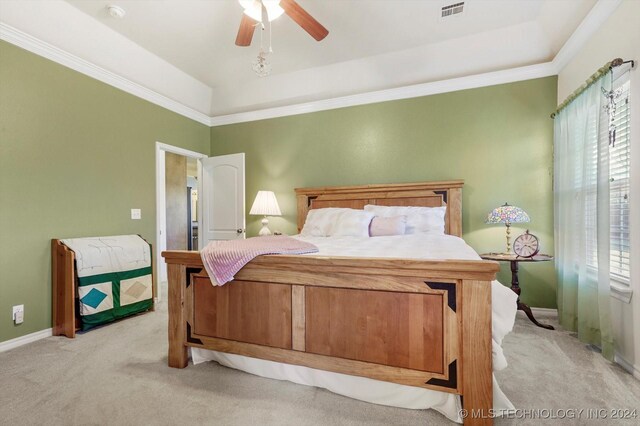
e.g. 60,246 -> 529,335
364,205 -> 446,235
301,208 -> 375,237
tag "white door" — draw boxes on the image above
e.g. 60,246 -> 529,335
198,153 -> 245,249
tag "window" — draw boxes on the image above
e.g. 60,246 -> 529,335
609,79 -> 631,282
585,71 -> 631,285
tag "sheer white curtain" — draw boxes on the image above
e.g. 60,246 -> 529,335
554,73 -> 614,359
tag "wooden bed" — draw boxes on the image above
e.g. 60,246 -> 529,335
162,180 -> 499,425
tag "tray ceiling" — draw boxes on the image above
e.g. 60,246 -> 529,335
1,0 -> 600,117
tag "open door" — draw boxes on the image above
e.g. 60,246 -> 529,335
198,153 -> 246,249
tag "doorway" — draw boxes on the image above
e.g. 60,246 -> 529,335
186,158 -> 199,250
155,142 -> 207,299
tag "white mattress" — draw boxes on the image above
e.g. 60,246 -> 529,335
192,234 -> 518,423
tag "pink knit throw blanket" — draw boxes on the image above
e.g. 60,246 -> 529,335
200,235 -> 319,285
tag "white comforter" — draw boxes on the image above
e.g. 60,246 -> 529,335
296,233 -> 481,260
192,234 -> 518,423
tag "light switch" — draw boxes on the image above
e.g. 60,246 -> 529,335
131,209 -> 141,220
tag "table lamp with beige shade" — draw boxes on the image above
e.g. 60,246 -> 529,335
249,190 -> 282,236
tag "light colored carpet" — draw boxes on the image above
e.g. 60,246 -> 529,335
1,300 -> 638,425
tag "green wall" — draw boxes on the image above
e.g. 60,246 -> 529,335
211,76 -> 558,308
0,41 -> 210,342
0,39 -> 559,344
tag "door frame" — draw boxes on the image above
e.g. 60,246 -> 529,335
155,142 -> 207,299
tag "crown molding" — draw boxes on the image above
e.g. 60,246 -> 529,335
0,20 -> 556,128
1,0 -> 622,128
208,0 -> 622,127
551,0 -> 623,74
0,23 -> 211,126
209,62 -> 557,126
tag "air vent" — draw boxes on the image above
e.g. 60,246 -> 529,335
441,2 -> 464,18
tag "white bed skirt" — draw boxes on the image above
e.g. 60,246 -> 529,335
191,235 -> 518,422
191,348 -> 515,423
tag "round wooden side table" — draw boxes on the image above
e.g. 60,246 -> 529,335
480,253 -> 555,330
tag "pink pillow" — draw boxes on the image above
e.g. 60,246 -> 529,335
369,216 -> 407,237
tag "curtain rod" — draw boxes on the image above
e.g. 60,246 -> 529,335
550,58 -> 635,119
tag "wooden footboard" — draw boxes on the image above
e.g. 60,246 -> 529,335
163,251 -> 499,425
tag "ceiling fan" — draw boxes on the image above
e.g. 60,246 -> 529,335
235,0 -> 329,47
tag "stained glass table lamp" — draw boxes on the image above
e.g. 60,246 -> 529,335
485,203 -> 530,254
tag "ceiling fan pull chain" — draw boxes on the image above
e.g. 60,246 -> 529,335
258,21 -> 268,59
252,19 -> 271,77
268,18 -> 273,53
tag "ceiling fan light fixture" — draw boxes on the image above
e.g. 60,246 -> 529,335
239,0 -> 284,22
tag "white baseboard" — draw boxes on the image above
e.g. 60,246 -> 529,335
0,328 -> 53,353
615,353 -> 640,380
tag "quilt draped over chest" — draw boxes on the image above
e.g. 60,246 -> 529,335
60,235 -> 153,330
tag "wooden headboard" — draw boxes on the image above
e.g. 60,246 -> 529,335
294,180 -> 463,237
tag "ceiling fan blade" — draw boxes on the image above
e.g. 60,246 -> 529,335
280,0 -> 328,41
235,14 -> 258,46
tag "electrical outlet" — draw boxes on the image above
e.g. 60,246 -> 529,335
12,305 -> 24,325
131,209 -> 141,220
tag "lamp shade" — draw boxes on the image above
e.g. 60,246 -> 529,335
485,203 -> 530,225
239,0 -> 284,22
249,191 -> 282,216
